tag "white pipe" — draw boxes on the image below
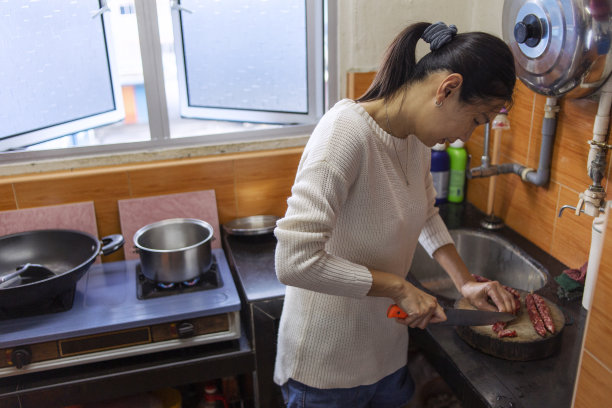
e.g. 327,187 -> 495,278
583,206 -> 610,310
587,75 -> 612,175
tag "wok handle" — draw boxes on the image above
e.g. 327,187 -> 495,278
100,234 -> 124,256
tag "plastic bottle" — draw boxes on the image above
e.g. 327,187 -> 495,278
447,140 -> 467,203
198,382 -> 229,408
430,143 -> 449,205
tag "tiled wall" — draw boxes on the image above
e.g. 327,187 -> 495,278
466,81 -> 611,270
0,148 -> 302,262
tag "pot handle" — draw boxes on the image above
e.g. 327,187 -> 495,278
100,234 -> 125,256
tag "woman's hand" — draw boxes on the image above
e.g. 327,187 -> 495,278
460,280 -> 516,313
391,283 -> 447,329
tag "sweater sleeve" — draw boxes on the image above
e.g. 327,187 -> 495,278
418,168 -> 454,257
274,134 -> 373,298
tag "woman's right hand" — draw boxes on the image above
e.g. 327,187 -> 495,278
391,283 -> 447,329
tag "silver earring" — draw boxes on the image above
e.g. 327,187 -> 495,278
435,100 -> 443,107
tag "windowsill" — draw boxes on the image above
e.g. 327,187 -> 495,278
0,126 -> 312,177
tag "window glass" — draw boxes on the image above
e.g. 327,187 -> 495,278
178,0 -> 307,114
0,0 -> 126,150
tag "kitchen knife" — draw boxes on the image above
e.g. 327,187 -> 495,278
386,304 -> 515,326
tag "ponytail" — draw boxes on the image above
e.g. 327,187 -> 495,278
357,22 -> 429,102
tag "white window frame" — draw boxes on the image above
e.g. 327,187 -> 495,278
0,0 -> 338,165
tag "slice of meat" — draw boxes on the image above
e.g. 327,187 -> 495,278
526,294 -> 547,337
498,329 -> 517,338
532,293 -> 555,334
472,274 -> 491,282
492,321 -> 507,333
503,285 -> 520,299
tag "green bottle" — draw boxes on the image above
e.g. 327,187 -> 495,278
447,140 -> 467,203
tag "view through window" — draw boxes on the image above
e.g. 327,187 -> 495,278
0,0 -> 331,155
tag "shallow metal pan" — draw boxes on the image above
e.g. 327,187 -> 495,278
222,215 -> 279,236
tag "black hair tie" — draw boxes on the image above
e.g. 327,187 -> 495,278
422,22 -> 458,51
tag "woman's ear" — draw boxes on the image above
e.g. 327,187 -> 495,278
436,73 -> 463,104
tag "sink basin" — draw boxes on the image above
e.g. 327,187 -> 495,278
410,229 -> 549,300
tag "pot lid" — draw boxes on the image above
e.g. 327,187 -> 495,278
502,0 -> 612,97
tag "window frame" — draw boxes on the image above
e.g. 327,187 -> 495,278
0,0 -> 338,166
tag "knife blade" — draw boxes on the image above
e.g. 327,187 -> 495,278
386,304 -> 515,326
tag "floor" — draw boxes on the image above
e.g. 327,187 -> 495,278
405,350 -> 463,408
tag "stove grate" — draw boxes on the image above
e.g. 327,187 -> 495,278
136,255 -> 222,300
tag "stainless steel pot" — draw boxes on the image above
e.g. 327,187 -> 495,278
133,218 -> 214,283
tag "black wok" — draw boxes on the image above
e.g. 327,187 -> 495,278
0,229 -> 124,309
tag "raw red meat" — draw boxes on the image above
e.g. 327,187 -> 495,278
492,321 -> 507,333
498,329 -> 517,338
532,293 -> 555,334
472,274 -> 491,282
526,294 -> 547,337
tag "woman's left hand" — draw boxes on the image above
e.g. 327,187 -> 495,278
460,280 -> 516,314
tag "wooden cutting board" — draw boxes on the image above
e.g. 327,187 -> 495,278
454,291 -> 565,361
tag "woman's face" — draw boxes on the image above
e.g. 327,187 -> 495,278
423,96 -> 505,147
406,72 -> 507,148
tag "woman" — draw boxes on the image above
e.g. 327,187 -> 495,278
274,22 -> 517,407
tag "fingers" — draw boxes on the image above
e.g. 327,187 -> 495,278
471,297 -> 498,312
484,282 -> 516,313
461,280 -> 517,313
394,293 -> 444,329
429,304 -> 447,324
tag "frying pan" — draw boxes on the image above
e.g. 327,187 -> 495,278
0,229 -> 124,309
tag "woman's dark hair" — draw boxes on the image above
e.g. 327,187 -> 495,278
357,22 -> 516,106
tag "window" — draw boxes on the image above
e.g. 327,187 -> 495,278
0,0 -> 126,151
0,0 -> 336,158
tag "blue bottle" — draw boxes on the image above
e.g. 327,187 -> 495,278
431,143 -> 450,205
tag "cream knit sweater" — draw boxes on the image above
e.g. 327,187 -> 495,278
274,99 -> 453,389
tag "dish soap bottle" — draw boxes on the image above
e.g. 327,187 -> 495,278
431,143 -> 449,205
447,140 -> 467,203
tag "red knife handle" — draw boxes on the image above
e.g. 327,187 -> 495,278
387,304 -> 408,319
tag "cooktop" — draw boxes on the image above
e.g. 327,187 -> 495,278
0,248 -> 241,349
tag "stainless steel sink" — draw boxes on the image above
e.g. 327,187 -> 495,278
410,229 -> 549,300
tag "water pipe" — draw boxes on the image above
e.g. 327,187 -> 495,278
575,74 -> 612,217
480,110 -> 511,230
468,97 -> 560,187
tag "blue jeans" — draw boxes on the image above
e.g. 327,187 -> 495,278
281,365 -> 415,408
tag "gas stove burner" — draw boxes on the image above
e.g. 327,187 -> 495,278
136,255 -> 222,300
182,277 -> 200,287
